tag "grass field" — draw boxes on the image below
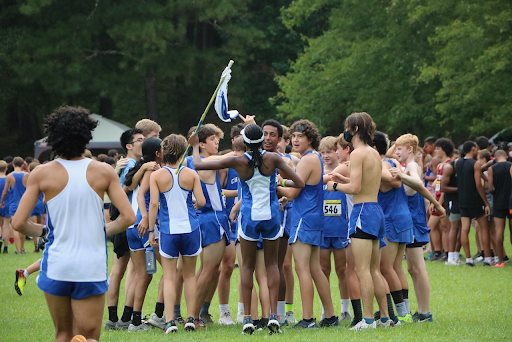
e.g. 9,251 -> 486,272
1,228 -> 512,341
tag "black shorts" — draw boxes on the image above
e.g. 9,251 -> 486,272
493,209 -> 512,219
406,239 -> 425,249
113,231 -> 130,259
459,206 -> 485,219
104,203 -> 111,210
349,227 -> 377,240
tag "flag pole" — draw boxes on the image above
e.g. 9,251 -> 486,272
176,60 -> 234,174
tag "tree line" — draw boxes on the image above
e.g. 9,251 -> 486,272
1,0 -> 510,156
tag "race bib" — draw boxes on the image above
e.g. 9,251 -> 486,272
324,200 -> 341,217
434,181 -> 441,192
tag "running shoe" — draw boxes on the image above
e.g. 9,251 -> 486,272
200,313 -> 213,324
350,320 -> 377,331
445,259 -> 461,266
128,322 -> 149,331
70,335 -> 87,342
376,318 -> 395,328
398,313 -> 413,323
174,314 -> 185,325
472,251 -> 483,259
147,313 -> 166,329
15,269 -> 26,296
256,317 -> 269,330
483,262 -> 493,267
340,312 -> 352,322
184,317 -> 196,331
268,314 -> 282,334
218,311 -> 235,325
466,260 -> 475,267
20,249 -> 26,254
319,315 -> 340,327
494,262 -> 505,268
242,317 -> 255,335
194,318 -> 207,330
0,241 -> 3,252
413,312 -> 433,323
115,320 -> 132,330
284,311 -> 297,324
475,256 -> 484,263
291,319 -> 319,329
504,255 -> 509,263
164,320 -> 178,334
104,320 -> 117,330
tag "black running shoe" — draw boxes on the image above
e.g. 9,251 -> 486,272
184,317 -> 195,332
320,315 -> 340,327
256,317 -> 269,330
292,319 -> 319,329
504,255 -> 510,263
175,314 -> 185,325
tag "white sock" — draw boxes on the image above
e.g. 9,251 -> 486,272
237,302 -> 244,314
277,301 -> 285,318
466,258 -> 473,264
484,257 -> 492,264
219,304 -> 230,314
341,299 -> 350,313
321,303 -> 325,317
447,252 -> 454,262
23,269 -> 29,278
455,252 -> 459,260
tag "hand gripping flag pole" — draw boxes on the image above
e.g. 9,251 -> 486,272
176,60 -> 234,173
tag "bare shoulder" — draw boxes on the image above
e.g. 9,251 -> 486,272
88,160 -> 117,178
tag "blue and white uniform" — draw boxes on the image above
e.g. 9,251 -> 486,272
278,153 -> 294,238
0,176 -> 11,217
349,202 -> 386,240
31,192 -> 45,217
8,172 -> 26,217
186,156 -> 229,248
405,162 -> 430,246
158,166 -> 202,258
238,151 -> 281,241
289,151 -> 324,246
224,168 -> 239,242
127,185 -> 153,251
321,183 -> 349,249
378,159 -> 414,244
38,158 -> 108,299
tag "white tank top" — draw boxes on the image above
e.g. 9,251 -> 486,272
41,158 -> 107,282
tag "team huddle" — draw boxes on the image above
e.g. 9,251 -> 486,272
2,106 -> 511,341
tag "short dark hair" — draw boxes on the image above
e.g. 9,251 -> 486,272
25,157 -> 34,164
462,141 -> 477,154
45,106 -> 98,159
108,149 -> 118,158
424,136 -> 437,145
3,156 -> 13,164
475,136 -> 489,150
434,138 -> 454,157
105,157 -> 116,165
120,128 -> 143,152
197,125 -> 220,143
345,112 -> 376,146
289,119 -> 321,150
261,119 -> 283,138
373,131 -> 389,155
230,123 -> 246,139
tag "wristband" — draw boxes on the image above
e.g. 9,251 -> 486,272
282,180 -> 287,188
333,182 -> 338,191
40,225 -> 49,237
148,230 -> 154,233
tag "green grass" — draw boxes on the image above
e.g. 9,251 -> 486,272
1,227 -> 512,341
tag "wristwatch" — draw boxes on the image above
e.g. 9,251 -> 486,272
333,182 -> 338,191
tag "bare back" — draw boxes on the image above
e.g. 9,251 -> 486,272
350,145 -> 381,204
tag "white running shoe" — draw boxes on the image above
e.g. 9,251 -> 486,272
340,312 -> 352,321
284,311 -> 297,324
147,313 -> 166,329
475,256 -> 484,263
350,320 -> 377,331
376,319 -> 394,328
128,322 -> 149,331
218,311 -> 235,325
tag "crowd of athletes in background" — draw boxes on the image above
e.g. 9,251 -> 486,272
2,112 -> 512,337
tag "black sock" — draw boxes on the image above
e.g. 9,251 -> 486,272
132,311 -> 142,326
491,249 -> 495,257
108,306 -> 118,322
434,250 -> 442,256
387,294 -> 397,319
390,290 -> 404,304
155,302 -> 165,318
351,299 -> 362,322
121,306 -> 133,322
200,301 -> 211,316
402,289 -> 409,300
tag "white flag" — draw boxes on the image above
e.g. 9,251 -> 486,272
215,66 -> 239,122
